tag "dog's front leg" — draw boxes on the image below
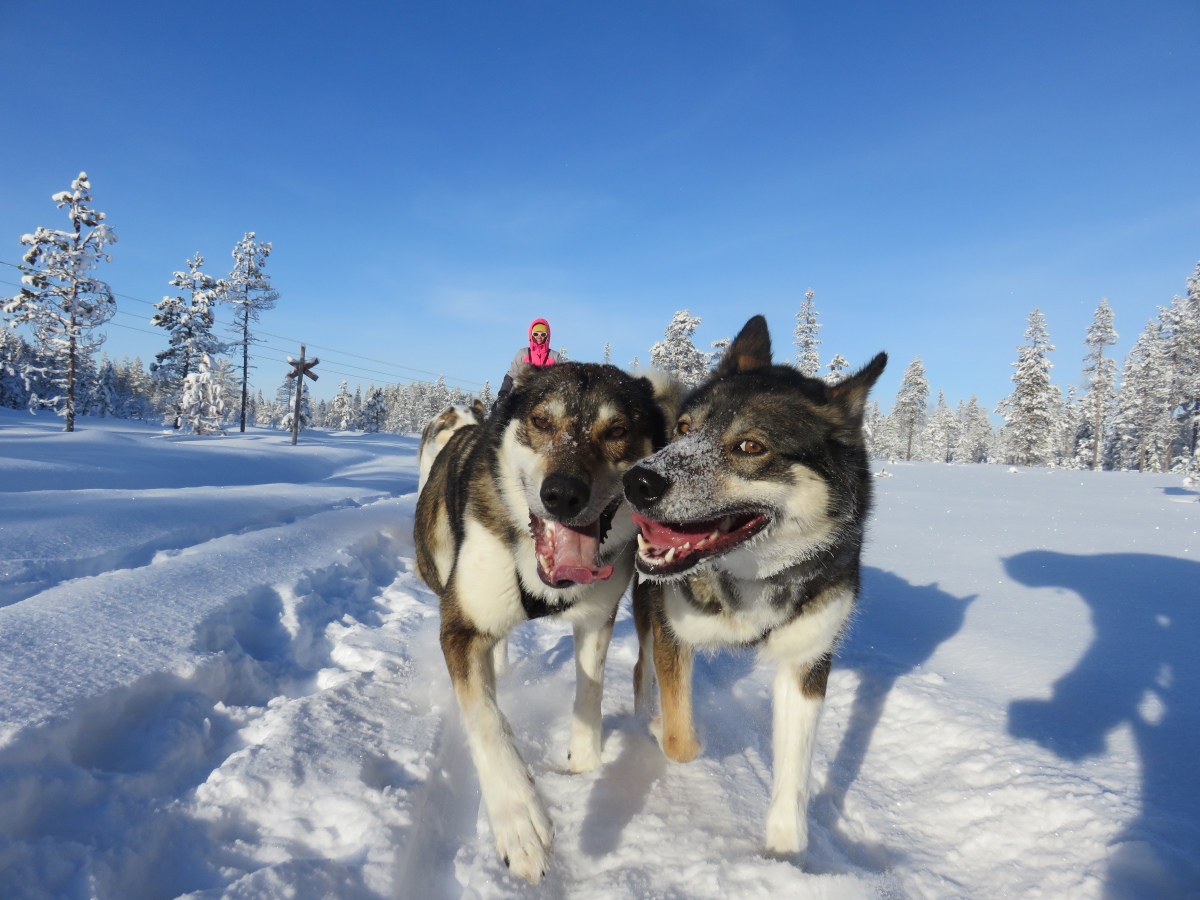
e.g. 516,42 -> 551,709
764,653 -> 830,860
651,610 -> 701,763
441,622 -> 553,883
567,605 -> 617,772
632,579 -> 657,716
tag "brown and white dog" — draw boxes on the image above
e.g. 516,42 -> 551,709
414,362 -> 673,882
623,315 -> 886,862
417,400 -> 486,494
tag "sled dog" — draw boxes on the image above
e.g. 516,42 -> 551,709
417,399 -> 486,494
624,315 -> 886,861
414,362 -> 672,883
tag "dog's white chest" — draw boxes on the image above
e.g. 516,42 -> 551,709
663,577 -> 854,663
663,579 -> 788,648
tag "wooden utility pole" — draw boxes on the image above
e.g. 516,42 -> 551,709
285,344 -> 319,445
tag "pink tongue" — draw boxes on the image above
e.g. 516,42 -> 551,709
548,522 -> 613,584
631,512 -> 717,550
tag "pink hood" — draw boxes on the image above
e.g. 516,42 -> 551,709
523,318 -> 555,367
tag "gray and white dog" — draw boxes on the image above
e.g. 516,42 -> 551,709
623,315 -> 886,862
414,361 -> 672,883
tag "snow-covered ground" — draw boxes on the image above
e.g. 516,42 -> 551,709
1,408 -> 1197,899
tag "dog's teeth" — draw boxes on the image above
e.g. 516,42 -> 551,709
680,542 -> 691,551
720,517 -> 734,533
538,554 -> 551,572
708,530 -> 721,544
637,534 -> 650,553
664,547 -> 676,564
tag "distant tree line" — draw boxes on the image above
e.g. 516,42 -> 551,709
647,268 -> 1200,474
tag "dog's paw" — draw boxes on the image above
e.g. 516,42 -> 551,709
649,715 -> 700,762
764,802 -> 808,860
491,793 -> 554,884
567,726 -> 603,773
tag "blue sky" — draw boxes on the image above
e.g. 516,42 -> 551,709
2,1 -> 1197,412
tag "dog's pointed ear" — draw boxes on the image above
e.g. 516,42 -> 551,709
471,398 -> 486,421
829,352 -> 887,419
716,315 -> 772,377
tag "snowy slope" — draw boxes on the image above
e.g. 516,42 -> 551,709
0,408 -> 1196,899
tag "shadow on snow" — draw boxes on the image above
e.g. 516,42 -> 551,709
1005,551 -> 1200,897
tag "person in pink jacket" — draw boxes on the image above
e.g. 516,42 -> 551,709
497,318 -> 561,401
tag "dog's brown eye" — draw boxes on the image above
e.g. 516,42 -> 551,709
677,421 -> 690,435
531,415 -> 552,431
737,439 -> 765,455
606,425 -> 627,440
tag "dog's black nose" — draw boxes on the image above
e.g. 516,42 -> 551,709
540,474 -> 590,519
623,466 -> 668,508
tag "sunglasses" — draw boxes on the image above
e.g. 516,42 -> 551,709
531,331 -> 548,339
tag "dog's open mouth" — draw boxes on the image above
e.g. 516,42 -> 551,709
529,504 -> 619,588
631,510 -> 769,575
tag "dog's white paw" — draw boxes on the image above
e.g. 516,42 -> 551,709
567,726 -> 603,773
490,792 -> 554,883
764,800 -> 808,860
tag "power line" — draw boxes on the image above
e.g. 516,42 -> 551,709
0,264 -> 487,388
102,307 -> 439,386
2,281 -> 467,389
96,318 -> 443,387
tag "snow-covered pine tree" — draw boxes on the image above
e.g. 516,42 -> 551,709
1078,298 -> 1118,470
179,353 -> 225,435
279,381 -> 311,435
650,310 -> 709,386
864,401 -> 894,460
955,396 -> 994,464
310,399 -> 326,429
1046,382 -> 1070,467
3,172 -> 117,431
221,232 -> 278,433
72,350 -> 101,418
403,383 -> 422,432
252,389 -> 267,428
209,357 -> 239,425
327,380 -> 357,431
361,386 -> 388,433
479,379 -> 494,409
891,357 -> 929,460
426,375 -> 451,424
921,390 -> 959,463
151,254 -> 224,429
825,354 -> 849,384
602,343 -> 611,365
1111,319 -> 1174,471
384,383 -> 411,433
708,336 -> 730,371
92,357 -> 118,418
1161,265 -> 1200,470
793,289 -> 821,376
995,309 -> 1057,466
0,329 -> 34,409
